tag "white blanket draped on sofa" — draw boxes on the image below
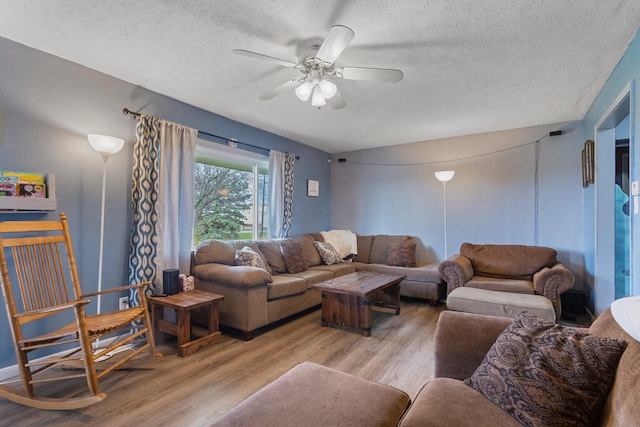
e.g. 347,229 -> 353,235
320,230 -> 358,259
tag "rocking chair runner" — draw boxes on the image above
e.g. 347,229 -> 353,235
0,213 -> 161,410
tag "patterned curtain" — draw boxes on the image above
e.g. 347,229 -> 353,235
268,151 -> 295,238
128,115 -> 161,305
128,115 -> 197,305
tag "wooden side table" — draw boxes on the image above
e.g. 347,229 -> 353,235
148,289 -> 224,357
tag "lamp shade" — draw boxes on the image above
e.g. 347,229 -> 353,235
88,134 -> 125,161
435,170 -> 455,183
319,79 -> 337,99
311,88 -> 326,107
295,82 -> 313,101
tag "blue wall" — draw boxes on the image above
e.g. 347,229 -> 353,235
0,37 -> 331,370
331,122 -> 585,277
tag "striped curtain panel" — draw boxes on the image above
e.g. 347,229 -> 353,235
268,150 -> 295,238
128,115 -> 196,305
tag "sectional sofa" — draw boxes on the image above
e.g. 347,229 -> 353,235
191,233 -> 443,340
212,304 -> 639,426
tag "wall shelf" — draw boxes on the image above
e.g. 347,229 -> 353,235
0,173 -> 56,213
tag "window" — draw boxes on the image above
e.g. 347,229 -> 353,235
194,141 -> 269,243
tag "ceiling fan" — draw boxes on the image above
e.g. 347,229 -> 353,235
233,25 -> 403,109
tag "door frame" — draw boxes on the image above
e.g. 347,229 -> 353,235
593,81 -> 635,314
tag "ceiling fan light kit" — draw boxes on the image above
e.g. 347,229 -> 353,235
295,81 -> 313,101
296,77 -> 337,107
234,25 -> 403,110
311,88 -> 326,107
319,79 -> 337,99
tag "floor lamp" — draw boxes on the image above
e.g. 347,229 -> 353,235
88,134 -> 125,319
435,170 -> 455,259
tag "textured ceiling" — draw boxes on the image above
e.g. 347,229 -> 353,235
1,1 -> 640,153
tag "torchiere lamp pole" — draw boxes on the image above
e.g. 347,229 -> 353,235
88,134 -> 125,320
435,170 -> 455,259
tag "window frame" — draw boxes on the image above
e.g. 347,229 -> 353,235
195,139 -> 269,241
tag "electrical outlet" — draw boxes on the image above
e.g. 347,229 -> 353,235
119,297 -> 129,310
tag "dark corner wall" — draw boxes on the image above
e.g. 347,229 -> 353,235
0,36 -> 331,370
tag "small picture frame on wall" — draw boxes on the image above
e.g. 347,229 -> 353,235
582,139 -> 595,187
307,179 -> 319,197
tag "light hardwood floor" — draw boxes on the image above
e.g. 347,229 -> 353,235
0,299 -> 445,426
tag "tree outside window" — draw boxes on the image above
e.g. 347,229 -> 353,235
193,155 -> 268,244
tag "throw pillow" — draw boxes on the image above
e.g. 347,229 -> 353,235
280,240 -> 307,274
465,311 -> 627,427
235,246 -> 268,271
258,240 -> 288,274
387,242 -> 416,267
314,241 -> 343,265
353,235 -> 374,263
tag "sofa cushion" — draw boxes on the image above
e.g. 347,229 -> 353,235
258,240 -> 287,274
280,240 -> 307,273
306,232 -> 324,243
354,235 -> 374,263
235,246 -> 268,271
466,276 -> 535,294
289,268 -> 334,289
357,263 -> 440,283
460,243 -> 557,280
589,308 -> 640,426
370,235 -> 413,265
387,242 -> 417,267
399,378 -> 521,427
194,239 -> 237,266
194,239 -> 271,271
267,275 -> 307,300
309,263 -> 358,276
194,263 -> 272,287
465,311 -> 627,427
314,241 -> 343,265
212,362 -> 410,427
290,234 -> 323,267
446,287 -> 556,323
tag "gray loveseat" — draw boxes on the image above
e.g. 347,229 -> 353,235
191,234 -> 443,340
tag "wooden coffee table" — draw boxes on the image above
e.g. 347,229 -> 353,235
148,289 -> 224,357
312,271 -> 406,336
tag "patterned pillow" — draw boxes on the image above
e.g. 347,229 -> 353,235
387,242 -> 416,267
235,246 -> 268,271
465,311 -> 627,427
280,240 -> 307,273
314,241 -> 343,265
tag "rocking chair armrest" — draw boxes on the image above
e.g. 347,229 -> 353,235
81,281 -> 152,299
14,300 -> 90,321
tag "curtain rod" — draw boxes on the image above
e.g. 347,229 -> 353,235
122,107 -> 299,159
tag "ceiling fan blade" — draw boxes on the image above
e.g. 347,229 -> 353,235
258,78 -> 301,100
326,88 -> 346,110
337,66 -> 404,83
233,49 -> 297,68
315,25 -> 355,65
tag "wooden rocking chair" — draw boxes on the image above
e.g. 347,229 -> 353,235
0,212 -> 161,410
